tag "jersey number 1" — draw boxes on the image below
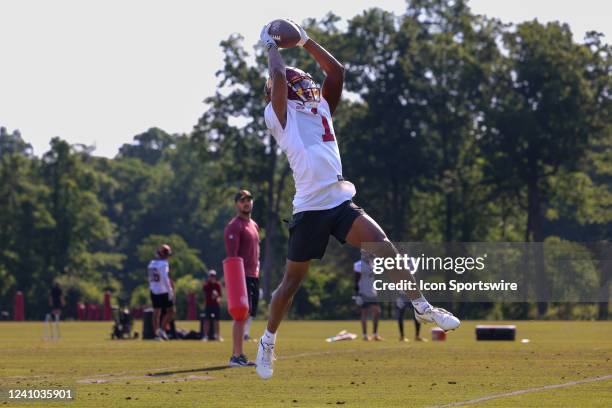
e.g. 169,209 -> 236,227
321,116 -> 335,142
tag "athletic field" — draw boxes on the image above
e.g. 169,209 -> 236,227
1,320 -> 610,407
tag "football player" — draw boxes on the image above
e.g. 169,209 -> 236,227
148,244 -> 175,340
256,21 -> 460,379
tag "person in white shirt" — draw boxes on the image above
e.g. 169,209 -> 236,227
256,21 -> 460,380
354,258 -> 382,341
148,244 -> 175,340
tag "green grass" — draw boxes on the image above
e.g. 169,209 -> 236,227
1,320 -> 611,407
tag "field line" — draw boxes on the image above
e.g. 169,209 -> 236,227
74,345 -> 408,383
281,345 -> 407,360
429,374 -> 612,407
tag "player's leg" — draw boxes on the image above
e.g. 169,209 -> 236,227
53,310 -> 61,339
244,317 -> 252,340
229,286 -> 254,366
230,319 -> 247,366
160,301 -> 174,339
43,313 -> 51,340
372,304 -> 382,341
162,308 -> 173,331
203,313 -> 210,341
244,277 -> 252,341
214,317 -> 221,341
150,292 -> 162,340
256,260 -> 310,379
397,305 -> 407,341
411,304 -> 425,341
267,260 -> 310,333
343,210 -> 460,331
360,305 -> 369,340
345,213 -> 421,300
256,207 -> 337,379
414,315 -> 424,341
152,308 -> 162,340
245,277 -> 259,341
265,207 -> 325,336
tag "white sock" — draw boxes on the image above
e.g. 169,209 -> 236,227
245,317 -> 252,337
262,329 -> 276,345
411,296 -> 431,314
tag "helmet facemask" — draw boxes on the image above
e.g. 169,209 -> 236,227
265,67 -> 321,109
288,74 -> 321,109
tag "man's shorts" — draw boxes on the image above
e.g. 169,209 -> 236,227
204,304 -> 220,321
361,301 -> 380,309
246,277 -> 260,318
288,200 -> 365,262
150,291 -> 173,309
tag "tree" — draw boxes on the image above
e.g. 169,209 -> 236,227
36,138 -> 119,314
117,127 -> 176,165
0,153 -> 52,314
0,127 -> 32,157
481,22 -> 610,315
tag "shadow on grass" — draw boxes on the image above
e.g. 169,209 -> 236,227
147,365 -> 232,377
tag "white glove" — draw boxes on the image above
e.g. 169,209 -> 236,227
259,24 -> 277,51
288,19 -> 309,47
353,294 -> 364,307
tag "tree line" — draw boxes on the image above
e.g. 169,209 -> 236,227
1,0 -> 610,320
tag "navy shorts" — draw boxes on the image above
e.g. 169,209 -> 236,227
150,292 -> 173,309
287,200 -> 365,262
204,304 -> 220,321
246,277 -> 260,317
361,301 -> 380,309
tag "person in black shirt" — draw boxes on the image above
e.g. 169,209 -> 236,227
49,282 -> 64,319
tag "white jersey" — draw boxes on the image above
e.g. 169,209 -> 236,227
354,260 -> 377,299
264,97 -> 356,213
148,259 -> 172,295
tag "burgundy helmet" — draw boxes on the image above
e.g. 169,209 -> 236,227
265,67 -> 321,106
156,244 -> 172,259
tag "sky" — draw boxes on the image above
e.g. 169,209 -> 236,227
0,0 -> 609,158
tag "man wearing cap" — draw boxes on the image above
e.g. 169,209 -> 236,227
202,269 -> 222,341
224,189 -> 260,367
147,244 -> 175,341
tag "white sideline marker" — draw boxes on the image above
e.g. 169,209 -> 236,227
428,374 -> 612,407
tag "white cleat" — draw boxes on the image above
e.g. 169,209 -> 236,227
157,329 -> 168,340
415,306 -> 461,332
255,338 -> 276,380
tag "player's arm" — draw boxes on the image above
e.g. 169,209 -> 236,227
167,268 -> 175,298
224,224 -> 241,257
294,23 -> 344,115
354,272 -> 361,294
261,25 -> 288,128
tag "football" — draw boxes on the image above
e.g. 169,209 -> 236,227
267,19 -> 301,48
